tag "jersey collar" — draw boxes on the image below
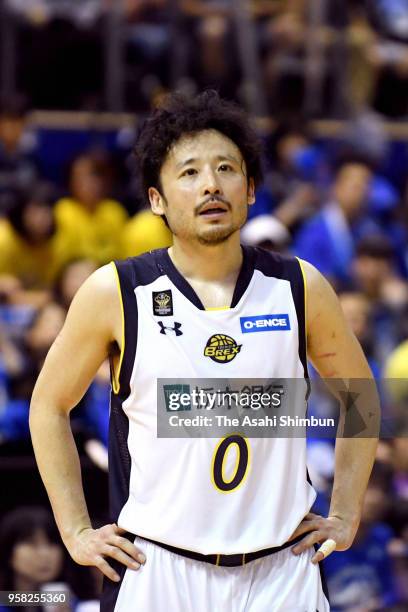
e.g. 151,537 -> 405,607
155,246 -> 255,310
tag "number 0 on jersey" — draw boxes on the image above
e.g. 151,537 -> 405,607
211,434 -> 251,492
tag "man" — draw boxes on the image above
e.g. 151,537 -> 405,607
30,91 -> 378,611
294,154 -> 379,286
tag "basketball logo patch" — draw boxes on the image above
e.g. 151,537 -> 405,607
152,290 -> 173,316
204,334 -> 242,363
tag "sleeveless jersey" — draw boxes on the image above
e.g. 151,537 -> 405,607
109,246 -> 316,555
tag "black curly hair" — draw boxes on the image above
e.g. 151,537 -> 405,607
133,90 -> 263,203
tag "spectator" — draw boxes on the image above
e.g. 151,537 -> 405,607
0,298 -> 65,445
241,213 -> 291,252
338,290 -> 381,377
179,0 -> 239,99
55,154 -> 128,264
54,259 -> 99,310
261,0 -> 313,114
252,121 -> 323,231
345,3 -> 378,111
0,95 -> 39,203
352,236 -> 408,363
0,506 -> 70,611
121,210 -> 172,257
6,299 -> 65,397
0,184 -> 75,289
124,0 -> 172,111
293,153 -> 380,285
323,462 -> 400,610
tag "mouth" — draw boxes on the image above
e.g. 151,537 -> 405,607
198,201 -> 229,217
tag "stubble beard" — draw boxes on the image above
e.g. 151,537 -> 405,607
196,205 -> 249,246
168,205 -> 249,245
196,224 -> 236,245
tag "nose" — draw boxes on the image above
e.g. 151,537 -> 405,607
201,167 -> 222,196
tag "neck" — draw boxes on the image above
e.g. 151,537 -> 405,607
169,232 -> 243,283
333,197 -> 356,223
14,574 -> 38,592
77,197 -> 99,211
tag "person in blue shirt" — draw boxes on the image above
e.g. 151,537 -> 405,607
323,462 -> 400,610
294,153 -> 381,286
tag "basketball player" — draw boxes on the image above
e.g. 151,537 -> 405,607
30,91 -> 378,611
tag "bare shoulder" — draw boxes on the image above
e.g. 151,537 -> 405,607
80,262 -> 118,295
65,263 -> 121,345
298,259 -> 371,378
299,259 -> 342,325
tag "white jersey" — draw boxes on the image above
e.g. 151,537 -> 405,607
109,246 -> 316,555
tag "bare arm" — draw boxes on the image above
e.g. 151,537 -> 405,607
291,260 -> 379,563
29,265 -> 144,581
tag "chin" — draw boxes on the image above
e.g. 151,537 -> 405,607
197,223 -> 239,245
35,569 -> 59,583
197,230 -> 234,245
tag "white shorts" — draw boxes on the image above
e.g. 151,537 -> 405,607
101,536 -> 330,612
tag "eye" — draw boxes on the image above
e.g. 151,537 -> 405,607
181,168 -> 197,177
218,164 -> 233,172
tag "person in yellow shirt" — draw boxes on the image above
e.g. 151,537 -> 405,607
121,208 -> 172,258
55,153 -> 128,264
0,184 -> 76,289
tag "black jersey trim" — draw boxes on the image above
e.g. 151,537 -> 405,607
108,259 -> 138,526
231,246 -> 255,308
156,248 -> 204,309
111,262 -> 125,395
108,392 -> 132,523
252,247 -> 309,379
108,253 -> 166,525
112,259 -> 138,397
155,246 -> 255,310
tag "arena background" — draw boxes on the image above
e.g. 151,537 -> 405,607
0,1 -> 408,610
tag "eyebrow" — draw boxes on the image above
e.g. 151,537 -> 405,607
175,154 -> 241,170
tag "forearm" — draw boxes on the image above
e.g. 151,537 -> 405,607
29,404 -> 91,548
329,436 -> 377,528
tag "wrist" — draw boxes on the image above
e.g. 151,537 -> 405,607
62,523 -> 92,547
328,510 -> 361,530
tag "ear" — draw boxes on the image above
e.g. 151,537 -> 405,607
247,178 -> 256,206
149,187 -> 166,215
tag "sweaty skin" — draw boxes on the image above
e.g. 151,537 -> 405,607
30,130 -> 378,580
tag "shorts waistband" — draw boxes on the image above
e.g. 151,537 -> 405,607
137,533 -> 305,567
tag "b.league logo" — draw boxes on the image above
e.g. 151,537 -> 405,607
153,290 -> 173,316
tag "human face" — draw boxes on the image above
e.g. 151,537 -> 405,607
149,130 -> 255,245
333,163 -> 372,219
11,529 -> 63,587
70,158 -> 106,207
22,202 -> 54,243
339,292 -> 370,340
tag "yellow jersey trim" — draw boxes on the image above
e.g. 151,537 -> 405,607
295,257 -> 308,342
205,306 -> 230,311
111,261 -> 125,395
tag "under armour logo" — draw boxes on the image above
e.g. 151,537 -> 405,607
158,321 -> 183,336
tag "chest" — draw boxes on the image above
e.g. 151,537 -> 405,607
133,270 -> 303,380
185,278 -> 236,310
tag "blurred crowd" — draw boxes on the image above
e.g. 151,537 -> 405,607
0,1 -> 408,610
1,0 -> 408,116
